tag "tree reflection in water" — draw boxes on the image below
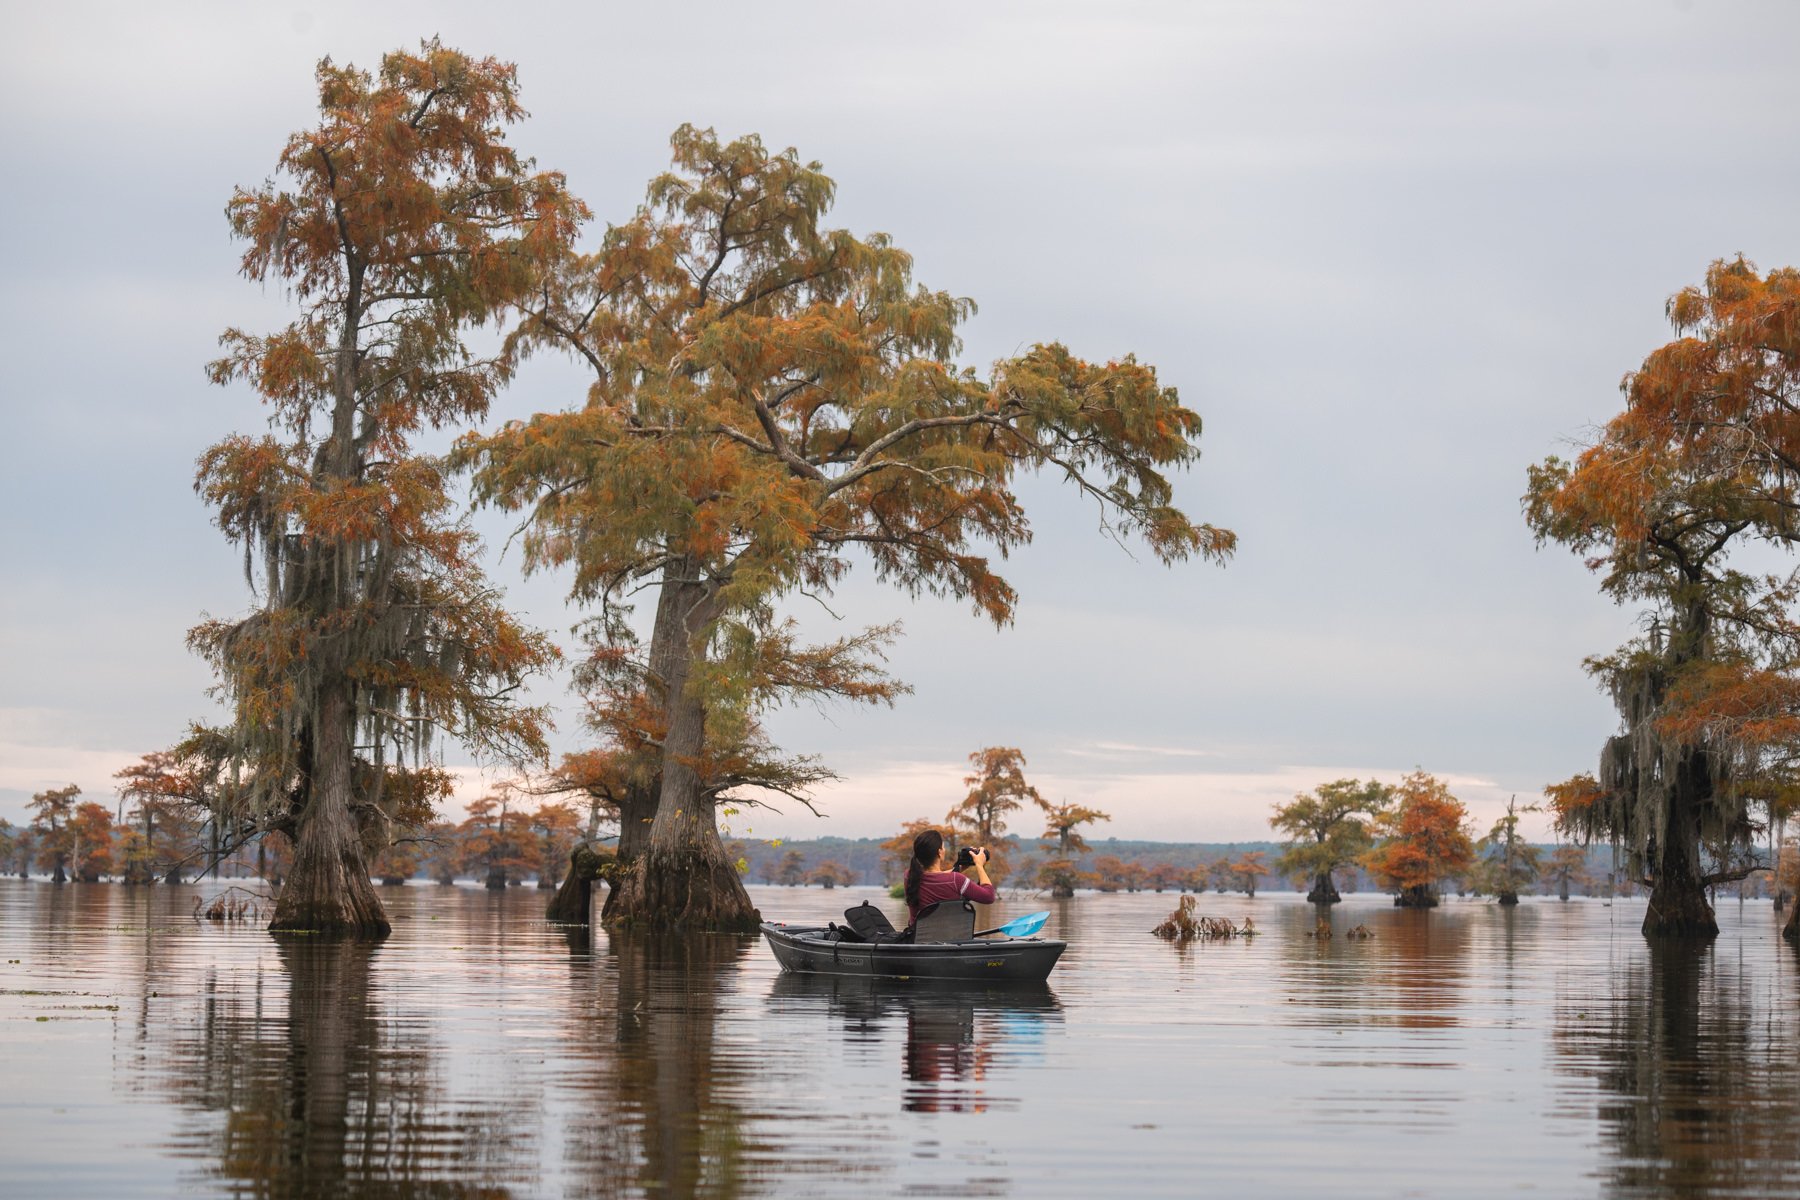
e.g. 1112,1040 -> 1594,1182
1272,903 -> 1473,1036
129,937 -> 520,1198
1378,909 -> 1472,1031
767,974 -> 1062,1115
592,932 -> 760,1198
1556,942 -> 1800,1198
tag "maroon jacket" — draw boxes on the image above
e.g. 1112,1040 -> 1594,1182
908,871 -> 997,923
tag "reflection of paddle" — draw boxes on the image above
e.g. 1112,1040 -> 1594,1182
976,911 -> 1049,938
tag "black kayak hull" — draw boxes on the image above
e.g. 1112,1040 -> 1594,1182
760,922 -> 1066,983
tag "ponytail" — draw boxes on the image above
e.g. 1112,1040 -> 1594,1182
903,828 -> 944,913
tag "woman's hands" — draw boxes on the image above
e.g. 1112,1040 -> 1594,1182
968,847 -> 992,885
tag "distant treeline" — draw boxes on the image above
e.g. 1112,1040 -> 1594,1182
726,835 -> 1693,898
5,788 -> 1779,902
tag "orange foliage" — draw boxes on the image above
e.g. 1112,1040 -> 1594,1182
1526,258 -> 1800,918
26,784 -> 80,878
527,800 -> 584,883
1039,799 -> 1110,857
1363,771 -> 1475,899
1228,851 -> 1271,896
68,801 -> 118,883
946,747 -> 1040,884
191,42 -> 582,933
456,126 -> 1234,921
1543,773 -> 1606,836
458,793 -> 537,882
114,750 -> 211,882
948,747 -> 1040,843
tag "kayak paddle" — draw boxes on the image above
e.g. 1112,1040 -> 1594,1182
976,910 -> 1049,938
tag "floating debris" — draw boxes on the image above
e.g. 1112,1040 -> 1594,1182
1152,895 -> 1255,941
1345,923 -> 1375,939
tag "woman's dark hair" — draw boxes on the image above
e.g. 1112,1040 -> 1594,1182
903,828 -> 945,912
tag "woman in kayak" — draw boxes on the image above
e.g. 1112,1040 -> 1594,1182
903,828 -> 996,924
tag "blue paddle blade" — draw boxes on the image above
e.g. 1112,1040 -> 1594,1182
996,910 -> 1049,938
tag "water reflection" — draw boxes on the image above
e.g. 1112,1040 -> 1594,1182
1379,909 -> 1471,1031
134,937 -> 519,1198
6,882 -> 1799,1199
768,974 -> 1062,1114
1270,902 -> 1475,1036
1557,942 -> 1800,1198
590,933 -> 760,1198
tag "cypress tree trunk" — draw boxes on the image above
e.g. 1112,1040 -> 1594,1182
1395,884 -> 1438,908
269,683 -> 390,937
547,842 -> 614,924
1642,851 -> 1715,935
1641,760 -> 1718,939
608,686 -> 759,931
1306,871 -> 1340,904
1499,890 -> 1520,906
615,781 -> 657,865
605,570 -> 759,932
598,786 -> 655,925
265,341 -> 387,939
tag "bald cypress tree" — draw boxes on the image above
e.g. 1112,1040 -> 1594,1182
1529,258 -> 1800,939
463,127 -> 1234,930
193,41 -> 583,936
1270,779 -> 1391,904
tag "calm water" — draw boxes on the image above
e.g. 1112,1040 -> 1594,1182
1,879 -> 1796,1198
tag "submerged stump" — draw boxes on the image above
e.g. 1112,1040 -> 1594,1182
546,842 -> 615,925
1152,895 -> 1253,941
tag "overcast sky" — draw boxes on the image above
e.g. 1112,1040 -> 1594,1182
3,1 -> 1798,844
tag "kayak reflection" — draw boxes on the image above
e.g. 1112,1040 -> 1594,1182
768,973 -> 1062,1114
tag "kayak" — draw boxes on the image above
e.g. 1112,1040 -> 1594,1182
760,920 -> 1067,983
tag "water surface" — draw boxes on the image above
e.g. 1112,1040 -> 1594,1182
2,879 -> 1796,1198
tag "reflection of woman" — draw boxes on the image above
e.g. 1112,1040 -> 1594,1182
903,829 -> 996,924
903,1001 -> 988,1114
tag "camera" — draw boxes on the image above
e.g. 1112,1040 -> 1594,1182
954,846 -> 980,871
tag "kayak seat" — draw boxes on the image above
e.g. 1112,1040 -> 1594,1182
842,901 -> 910,944
911,900 -> 977,943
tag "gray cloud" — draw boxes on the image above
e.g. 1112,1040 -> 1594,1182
3,0 -> 1796,841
